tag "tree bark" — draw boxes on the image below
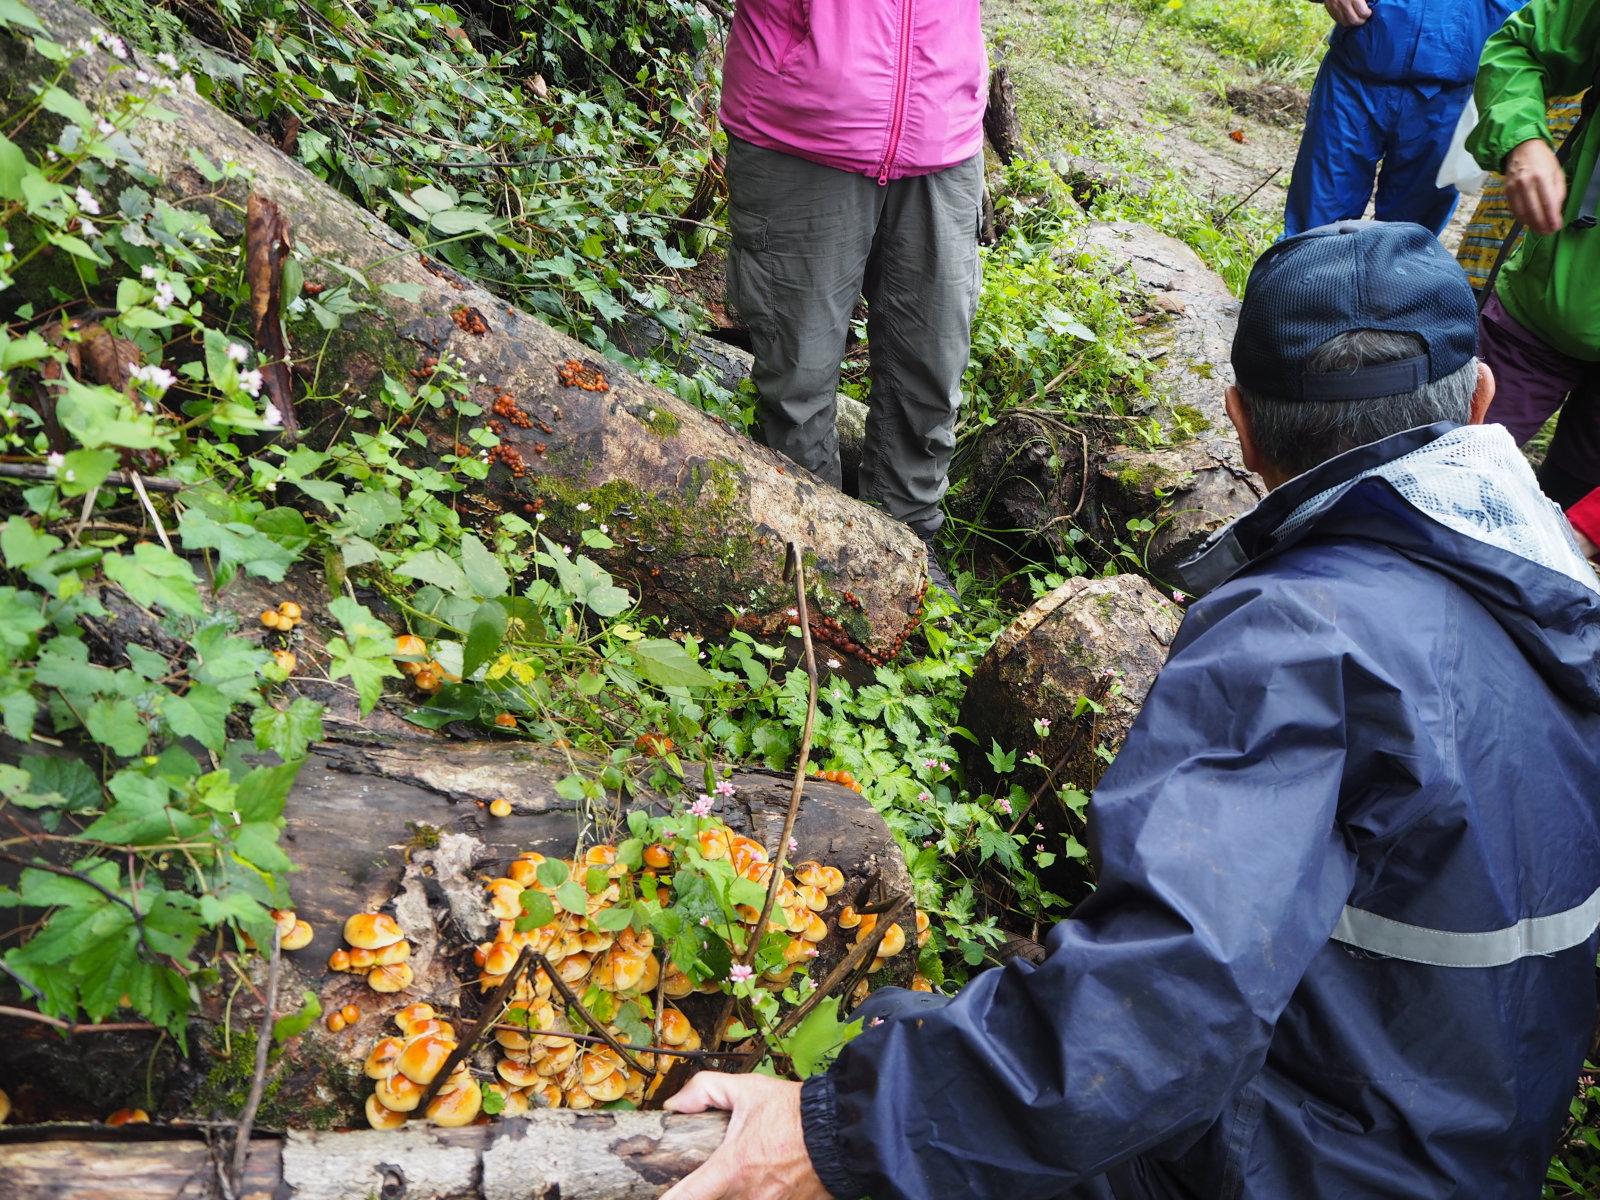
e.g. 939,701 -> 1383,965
0,1111 -> 730,1199
984,65 -> 1025,165
1,0 -> 933,676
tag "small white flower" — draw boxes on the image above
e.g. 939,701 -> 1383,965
151,280 -> 176,310
135,70 -> 151,84
598,523 -> 608,534
2,242 -> 12,254
140,263 -> 157,280
225,342 -> 249,363
96,119 -> 116,137
74,37 -> 93,55
44,451 -> 64,475
237,368 -> 264,397
78,219 -> 98,239
826,657 -> 841,670
74,187 -> 100,215
575,502 -> 591,512
536,512 -> 546,521
156,51 -> 180,71
262,401 -> 283,428
129,363 -> 176,392
178,73 -> 196,94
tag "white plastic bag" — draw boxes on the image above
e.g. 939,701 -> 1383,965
1436,95 -> 1490,194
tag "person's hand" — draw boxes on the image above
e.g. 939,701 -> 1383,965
1323,0 -> 1371,26
1504,138 -> 1568,234
1574,525 -> 1598,559
662,1073 -> 832,1200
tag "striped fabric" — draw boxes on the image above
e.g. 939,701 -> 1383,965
1456,96 -> 1585,290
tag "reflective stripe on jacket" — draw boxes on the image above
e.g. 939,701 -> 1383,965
800,424 -> 1600,1200
720,0 -> 987,181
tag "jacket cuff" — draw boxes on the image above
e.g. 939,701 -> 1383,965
800,1073 -> 870,1200
1568,487 -> 1600,553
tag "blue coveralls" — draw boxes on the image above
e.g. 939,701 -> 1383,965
1284,0 -> 1522,237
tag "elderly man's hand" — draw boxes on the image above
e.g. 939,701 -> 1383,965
1323,0 -> 1371,26
662,1073 -> 833,1200
1504,138 -> 1568,234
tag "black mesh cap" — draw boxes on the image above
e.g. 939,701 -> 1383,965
1231,221 -> 1478,402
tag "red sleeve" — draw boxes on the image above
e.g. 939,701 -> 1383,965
1568,488 -> 1600,549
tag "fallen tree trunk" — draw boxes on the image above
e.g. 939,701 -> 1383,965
0,1111 -> 730,1200
1,0 -> 933,675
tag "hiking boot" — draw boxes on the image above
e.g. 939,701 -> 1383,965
918,533 -> 962,609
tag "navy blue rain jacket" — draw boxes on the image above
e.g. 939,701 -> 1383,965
801,424 -> 1600,1200
1326,0 -> 1520,86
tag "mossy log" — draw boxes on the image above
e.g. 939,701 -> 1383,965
957,573 -> 1183,900
0,1110 -> 730,1199
1,0 -> 934,676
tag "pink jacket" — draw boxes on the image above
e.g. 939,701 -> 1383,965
721,1 -> 988,182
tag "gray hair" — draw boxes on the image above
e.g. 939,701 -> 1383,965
1237,330 -> 1478,479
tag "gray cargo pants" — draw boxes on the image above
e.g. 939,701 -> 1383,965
724,135 -> 983,537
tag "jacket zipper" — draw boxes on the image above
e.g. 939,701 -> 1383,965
877,0 -> 915,184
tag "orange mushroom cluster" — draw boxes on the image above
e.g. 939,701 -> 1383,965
328,913 -> 414,994
260,600 -> 302,632
272,908 -> 314,951
811,767 -> 863,794
363,1003 -> 481,1129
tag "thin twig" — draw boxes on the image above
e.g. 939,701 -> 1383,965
415,944 -> 535,1115
531,950 -> 652,1078
1214,166 -> 1282,227
0,851 -> 162,965
129,471 -> 173,552
486,1023 -> 754,1062
708,542 -> 820,1057
230,929 -> 280,1196
0,462 -> 184,491
0,1003 -> 161,1034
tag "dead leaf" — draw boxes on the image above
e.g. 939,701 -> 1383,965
245,193 -> 299,440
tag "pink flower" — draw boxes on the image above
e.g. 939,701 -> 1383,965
995,798 -> 1013,815
917,791 -> 932,804
1172,590 -> 1187,603
1035,822 -> 1044,831
788,836 -> 799,853
729,963 -> 754,983
923,758 -> 939,771
714,780 -> 736,798
688,795 -> 713,817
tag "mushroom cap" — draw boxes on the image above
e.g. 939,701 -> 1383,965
662,963 -> 695,998
374,939 -> 411,966
818,866 -> 846,896
374,1073 -> 424,1113
534,1040 -> 578,1077
579,928 -> 614,955
271,909 -> 299,938
798,884 -> 829,913
393,1003 -> 438,1032
281,920 -> 314,951
0,1087 -> 10,1124
837,905 -> 862,929
642,842 -> 672,870
696,828 -> 731,860
583,1069 -> 628,1104
579,1050 -> 621,1089
486,879 -> 525,922
555,951 -> 592,985
793,861 -> 826,889
760,964 -> 797,989
529,1080 -> 563,1108
802,912 -> 828,943
426,1081 -> 482,1127
398,1034 -> 457,1085
563,1085 -> 596,1109
910,973 -> 934,992
105,1108 -> 149,1126
634,953 -> 661,996
343,912 -> 405,950
368,962 -> 415,994
484,940 -> 519,976
784,936 -> 817,964
877,923 -> 907,958
658,1007 -> 693,1047
506,857 -> 541,886
364,1037 -> 405,1079
347,947 -> 377,971
497,1054 -> 545,1088
492,1083 -> 532,1118
851,913 -> 880,942
915,910 -> 930,933
328,949 -> 351,972
365,1092 -> 409,1130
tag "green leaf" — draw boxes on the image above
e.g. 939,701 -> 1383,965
515,889 -> 555,931
84,698 -> 149,755
162,682 -> 231,751
0,130 -> 40,202
191,624 -> 267,702
325,634 -> 401,717
0,586 -> 46,654
536,859 -> 569,889
395,549 -> 471,597
252,698 -> 325,761
554,880 -> 588,914
37,85 -> 94,128
15,755 -> 100,811
592,903 -> 635,932
1,516 -> 62,569
460,533 -> 508,599
462,599 -> 508,679
54,377 -> 168,450
380,281 -> 425,303
272,989 -> 322,1044
232,758 -> 302,824
178,509 -> 298,584
103,542 -> 204,617
233,821 -> 293,873
628,638 -> 712,690
0,0 -> 46,34
327,595 -> 392,641
782,996 -> 861,1077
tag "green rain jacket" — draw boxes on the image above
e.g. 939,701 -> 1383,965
1468,0 -> 1600,361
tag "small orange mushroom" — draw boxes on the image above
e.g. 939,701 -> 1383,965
365,1093 -> 409,1130
344,912 -> 405,950
489,797 -> 513,818
106,1108 -> 149,1126
368,962 -> 414,993
281,919 -> 314,951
